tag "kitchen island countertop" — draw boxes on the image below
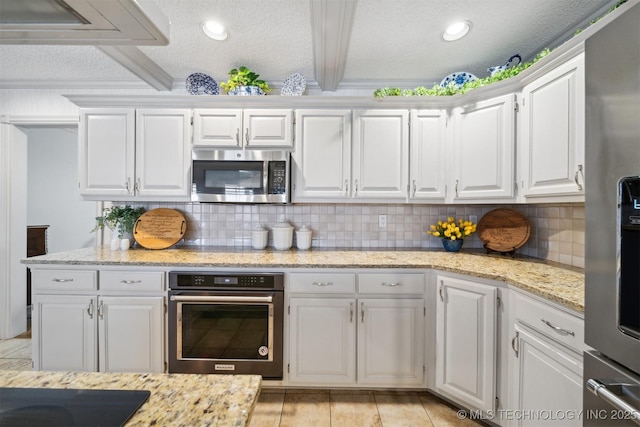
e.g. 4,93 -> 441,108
23,247 -> 585,312
0,370 -> 261,427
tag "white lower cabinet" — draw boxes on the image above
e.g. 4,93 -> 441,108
507,292 -> 584,427
31,269 -> 165,373
435,275 -> 498,413
288,272 -> 425,387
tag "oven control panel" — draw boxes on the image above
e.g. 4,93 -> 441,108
169,272 -> 284,291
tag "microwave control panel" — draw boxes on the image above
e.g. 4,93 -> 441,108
268,161 -> 287,194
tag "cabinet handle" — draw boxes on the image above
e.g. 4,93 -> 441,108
345,180 -> 349,195
245,128 -> 250,145
350,302 -> 354,323
574,164 -> 584,191
312,282 -> 333,287
135,178 -> 140,194
541,318 -> 575,336
381,282 -> 402,287
439,283 -> 444,301
120,280 -> 142,284
455,179 -> 459,197
511,331 -> 519,357
354,180 -> 359,196
235,128 -> 240,146
412,180 -> 417,197
87,300 -> 94,319
125,178 -> 131,194
52,278 -> 74,283
361,302 -> 365,323
98,301 -> 104,319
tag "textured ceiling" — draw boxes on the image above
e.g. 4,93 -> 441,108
0,0 -> 622,93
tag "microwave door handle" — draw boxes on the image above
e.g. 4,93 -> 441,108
170,295 -> 273,303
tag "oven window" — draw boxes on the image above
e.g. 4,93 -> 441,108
180,303 -> 271,360
193,160 -> 264,195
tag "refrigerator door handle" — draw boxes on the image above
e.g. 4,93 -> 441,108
586,379 -> 640,426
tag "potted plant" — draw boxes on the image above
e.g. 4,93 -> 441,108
92,205 -> 146,239
427,216 -> 477,252
220,66 -> 271,95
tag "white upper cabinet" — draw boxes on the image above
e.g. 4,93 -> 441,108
352,109 -> 409,201
450,94 -> 516,202
519,53 -> 585,201
193,109 -> 293,149
409,109 -> 448,201
78,108 -> 192,201
292,110 -> 351,200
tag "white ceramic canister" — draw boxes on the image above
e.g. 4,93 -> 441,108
296,225 -> 312,250
272,222 -> 293,250
252,226 -> 268,250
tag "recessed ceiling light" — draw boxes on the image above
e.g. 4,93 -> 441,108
202,21 -> 228,41
442,21 -> 471,41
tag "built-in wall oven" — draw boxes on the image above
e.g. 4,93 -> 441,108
168,271 -> 284,379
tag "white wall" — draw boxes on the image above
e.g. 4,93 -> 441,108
27,127 -> 96,252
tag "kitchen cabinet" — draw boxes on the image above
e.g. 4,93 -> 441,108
507,292 -> 584,426
291,110 -> 351,200
31,269 -> 165,373
409,109 -> 448,201
193,109 -> 293,149
435,274 -> 498,413
519,53 -> 585,201
288,272 -> 425,387
78,108 -> 192,201
450,94 -> 516,202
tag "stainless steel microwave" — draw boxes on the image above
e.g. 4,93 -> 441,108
192,150 -> 290,203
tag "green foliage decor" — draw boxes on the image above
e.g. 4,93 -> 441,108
220,66 -> 271,93
373,49 -> 551,99
92,205 -> 146,238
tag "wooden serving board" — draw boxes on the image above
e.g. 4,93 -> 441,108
478,208 -> 531,254
133,208 -> 186,250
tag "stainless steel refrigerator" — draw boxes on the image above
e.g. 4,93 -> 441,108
583,1 -> 640,425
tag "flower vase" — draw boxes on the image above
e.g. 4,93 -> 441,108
442,239 -> 463,252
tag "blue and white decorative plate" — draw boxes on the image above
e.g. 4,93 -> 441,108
281,73 -> 306,96
186,73 -> 219,95
439,71 -> 477,88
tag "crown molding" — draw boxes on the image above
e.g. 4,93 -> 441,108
97,46 -> 173,91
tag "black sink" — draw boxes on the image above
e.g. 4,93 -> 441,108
0,387 -> 150,427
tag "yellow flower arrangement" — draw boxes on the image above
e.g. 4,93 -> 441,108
427,217 -> 477,241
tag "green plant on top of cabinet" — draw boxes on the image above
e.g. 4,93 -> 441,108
78,108 -> 192,201
450,94 -> 516,202
192,109 -> 292,149
518,52 -> 585,201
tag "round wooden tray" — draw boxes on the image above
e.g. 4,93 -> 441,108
133,208 -> 186,250
478,208 -> 531,254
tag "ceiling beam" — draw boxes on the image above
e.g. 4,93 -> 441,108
98,45 -> 173,91
310,0 -> 358,92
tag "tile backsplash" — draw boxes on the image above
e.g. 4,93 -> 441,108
135,202 -> 585,269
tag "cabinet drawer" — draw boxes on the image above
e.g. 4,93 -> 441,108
289,273 -> 355,293
514,292 -> 585,353
100,271 -> 165,292
31,270 -> 97,292
358,273 -> 425,294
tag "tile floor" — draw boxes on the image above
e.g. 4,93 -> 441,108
0,337 -> 482,427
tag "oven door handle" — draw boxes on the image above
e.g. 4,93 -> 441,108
587,379 -> 640,426
170,295 -> 273,303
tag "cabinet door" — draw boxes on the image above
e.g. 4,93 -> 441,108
436,276 -> 497,413
452,94 -> 515,201
510,325 -> 582,426
243,109 -> 293,148
32,295 -> 97,372
193,109 -> 243,148
135,109 -> 192,200
78,108 -> 135,198
410,109 -> 448,201
289,298 -> 356,384
520,54 -> 585,199
292,110 -> 351,200
358,298 -> 424,386
352,110 -> 409,200
98,296 -> 164,373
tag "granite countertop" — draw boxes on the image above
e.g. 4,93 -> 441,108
23,246 -> 585,312
0,370 -> 261,427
